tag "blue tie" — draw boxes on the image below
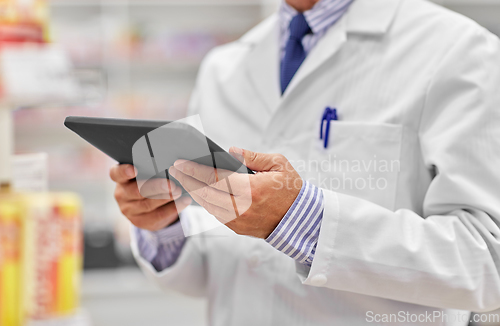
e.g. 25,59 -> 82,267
280,14 -> 311,94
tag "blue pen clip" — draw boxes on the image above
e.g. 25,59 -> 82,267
320,107 -> 337,149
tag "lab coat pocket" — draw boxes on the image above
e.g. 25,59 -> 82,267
306,122 -> 402,210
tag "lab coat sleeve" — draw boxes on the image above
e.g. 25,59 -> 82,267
130,206 -> 208,298
300,28 -> 500,312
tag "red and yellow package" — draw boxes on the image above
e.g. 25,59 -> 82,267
0,0 -> 49,43
22,193 -> 83,321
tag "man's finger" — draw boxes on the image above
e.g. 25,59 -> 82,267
123,192 -> 182,216
169,168 -> 236,209
128,197 -> 191,231
138,178 -> 180,199
172,159 -> 250,195
110,164 -> 136,183
187,190 -> 237,224
229,147 -> 285,172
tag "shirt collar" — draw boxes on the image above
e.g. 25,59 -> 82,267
279,0 -> 354,35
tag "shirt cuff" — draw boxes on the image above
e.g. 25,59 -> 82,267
265,181 -> 324,266
135,220 -> 186,271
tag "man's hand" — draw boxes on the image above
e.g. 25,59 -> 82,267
110,164 -> 192,231
168,147 -> 303,239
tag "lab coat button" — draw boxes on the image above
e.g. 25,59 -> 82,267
310,274 -> 328,286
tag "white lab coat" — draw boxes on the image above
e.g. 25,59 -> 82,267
131,0 -> 500,324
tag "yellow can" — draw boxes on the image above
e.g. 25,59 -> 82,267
0,193 -> 24,326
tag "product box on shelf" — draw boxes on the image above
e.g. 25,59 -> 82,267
0,191 -> 83,326
0,0 -> 48,43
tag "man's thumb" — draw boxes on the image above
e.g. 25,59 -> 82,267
229,147 -> 283,172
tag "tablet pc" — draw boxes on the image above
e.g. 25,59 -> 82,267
64,116 -> 253,201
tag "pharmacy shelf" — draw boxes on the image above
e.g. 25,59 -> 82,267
15,127 -> 89,147
104,60 -> 200,72
439,0 -> 500,4
51,0 -> 498,7
66,61 -> 200,79
17,0 -> 272,234
50,0 -> 265,7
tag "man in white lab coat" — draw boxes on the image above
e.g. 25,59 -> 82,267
109,0 -> 500,324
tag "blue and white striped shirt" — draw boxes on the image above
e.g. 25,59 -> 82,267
135,220 -> 185,271
135,0 -> 353,271
266,181 -> 323,265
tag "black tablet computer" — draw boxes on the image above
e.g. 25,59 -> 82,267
64,116 -> 253,200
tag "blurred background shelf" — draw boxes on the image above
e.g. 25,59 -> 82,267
436,0 -> 500,4
12,0 -> 500,324
50,0 -> 266,7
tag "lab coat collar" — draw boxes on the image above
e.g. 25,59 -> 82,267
242,0 -> 401,113
243,15 -> 281,114
282,0 -> 402,97
281,15 -> 347,98
240,0 -> 401,44
346,0 -> 401,35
